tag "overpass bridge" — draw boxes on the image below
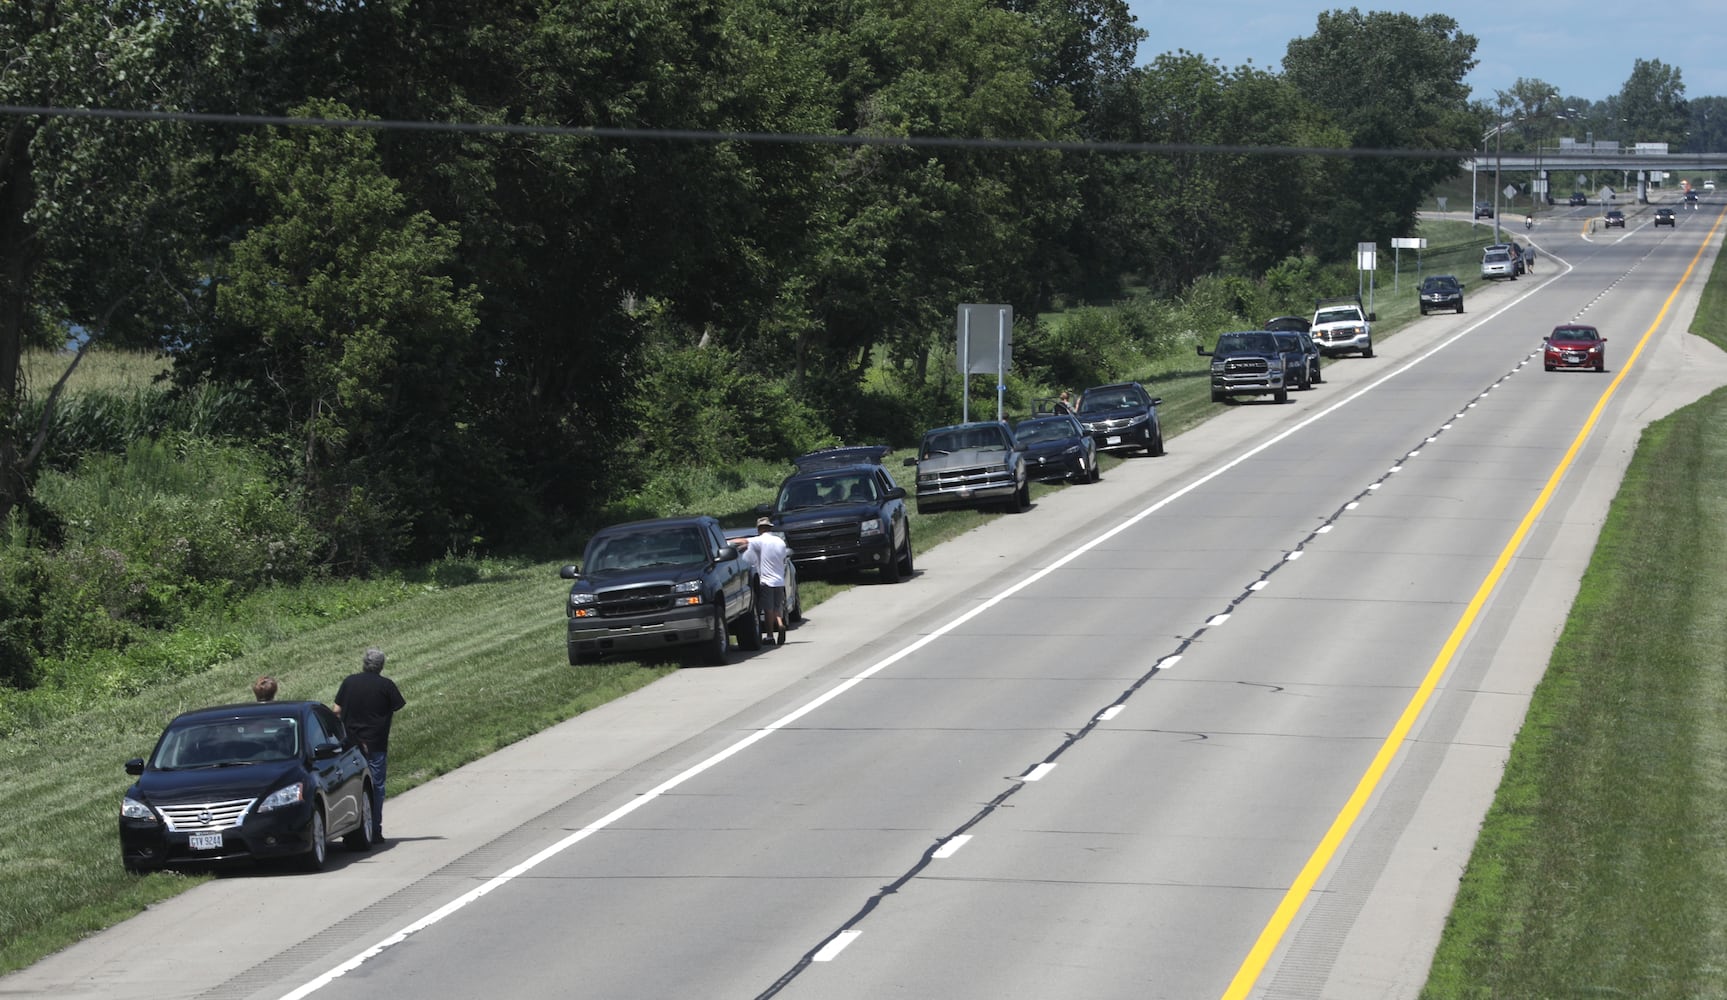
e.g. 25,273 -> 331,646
1464,145 -> 1726,205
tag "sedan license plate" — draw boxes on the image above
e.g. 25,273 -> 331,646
189,832 -> 223,851
1106,435 -> 1122,445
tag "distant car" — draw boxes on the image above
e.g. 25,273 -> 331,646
759,446 -> 911,583
559,515 -> 760,665
1418,274 -> 1465,315
1474,200 -> 1494,219
905,420 -> 1030,514
1481,249 -> 1517,281
1269,331 -> 1317,391
1568,192 -> 1588,206
1074,381 -> 1166,456
1654,207 -> 1676,226
120,700 -> 375,873
1604,210 -> 1626,228
1544,325 -> 1607,372
1263,315 -> 1311,334
1486,242 -> 1526,275
1707,180 -> 1717,191
1013,413 -> 1099,485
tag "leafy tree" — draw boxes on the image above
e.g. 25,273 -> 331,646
1683,95 -> 1727,154
1616,58 -> 1689,147
211,101 -> 483,568
0,1 -> 252,525
1282,9 -> 1479,256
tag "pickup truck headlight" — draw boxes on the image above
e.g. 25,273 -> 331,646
860,517 -> 884,537
568,591 -> 597,618
670,579 -> 705,606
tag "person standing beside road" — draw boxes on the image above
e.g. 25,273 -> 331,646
738,517 -> 791,646
333,647 -> 406,843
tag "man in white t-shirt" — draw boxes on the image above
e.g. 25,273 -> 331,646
742,516 -> 792,646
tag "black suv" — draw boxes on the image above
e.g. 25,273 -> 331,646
1074,382 -> 1165,456
1604,210 -> 1626,228
1198,331 -> 1295,403
1568,192 -> 1589,206
759,446 -> 912,583
1418,274 -> 1465,314
1654,207 -> 1676,227
559,515 -> 760,665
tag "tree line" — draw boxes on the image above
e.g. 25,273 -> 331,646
0,3 -> 1711,687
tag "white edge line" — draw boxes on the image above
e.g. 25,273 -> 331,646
278,277 -> 1558,1000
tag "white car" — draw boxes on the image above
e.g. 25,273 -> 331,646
1707,180 -> 1717,191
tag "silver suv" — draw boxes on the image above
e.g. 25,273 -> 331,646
1481,249 -> 1517,281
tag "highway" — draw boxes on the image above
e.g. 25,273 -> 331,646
6,199 -> 1724,1000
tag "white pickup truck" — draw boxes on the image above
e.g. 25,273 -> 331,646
1309,297 -> 1375,358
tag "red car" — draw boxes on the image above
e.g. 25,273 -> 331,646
1544,325 -> 1607,372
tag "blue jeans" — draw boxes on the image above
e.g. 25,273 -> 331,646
364,751 -> 388,837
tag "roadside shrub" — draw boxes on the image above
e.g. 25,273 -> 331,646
1015,308 -> 1139,391
628,342 -> 830,472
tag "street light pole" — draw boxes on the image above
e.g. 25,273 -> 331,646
1493,122 -> 1503,242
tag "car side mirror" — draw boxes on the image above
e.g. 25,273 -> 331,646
559,564 -> 580,579
1149,397 -> 1163,407
717,545 -> 738,563
886,486 -> 906,500
754,502 -> 772,516
1367,312 -> 1377,322
125,757 -> 145,776
1196,345 -> 1212,356
1599,337 -> 1608,343
903,457 -> 917,467
312,742 -> 345,761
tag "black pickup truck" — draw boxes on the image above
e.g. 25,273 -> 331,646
558,515 -> 760,665
1198,331 -> 1297,403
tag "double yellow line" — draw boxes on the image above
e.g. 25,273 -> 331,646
1221,207 -> 1727,999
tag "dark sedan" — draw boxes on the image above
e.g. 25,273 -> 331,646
1014,413 -> 1099,484
1075,382 -> 1165,457
1568,192 -> 1589,206
120,700 -> 375,873
1655,207 -> 1676,227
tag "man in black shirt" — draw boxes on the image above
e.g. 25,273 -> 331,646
334,647 -> 407,843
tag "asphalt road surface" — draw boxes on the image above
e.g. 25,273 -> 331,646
8,203 -> 1725,1000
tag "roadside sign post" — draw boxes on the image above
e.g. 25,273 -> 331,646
957,304 -> 1013,423
1357,242 -> 1378,317
1390,237 -> 1426,292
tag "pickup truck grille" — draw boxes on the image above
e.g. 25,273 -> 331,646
923,465 -> 1013,490
1223,358 -> 1270,374
785,521 -> 861,556
595,584 -> 676,617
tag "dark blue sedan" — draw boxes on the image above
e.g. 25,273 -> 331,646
120,700 -> 376,873
1014,413 -> 1099,484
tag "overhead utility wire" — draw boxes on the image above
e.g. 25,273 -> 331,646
0,103 -> 1475,161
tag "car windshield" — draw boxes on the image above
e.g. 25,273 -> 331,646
1077,389 -> 1143,412
779,474 -> 875,509
1215,332 -> 1278,353
1484,252 -> 1510,262
586,527 -> 709,571
1553,327 -> 1598,341
922,426 -> 1008,456
1314,309 -> 1358,325
1015,419 -> 1076,445
1422,277 -> 1458,290
151,717 -> 300,769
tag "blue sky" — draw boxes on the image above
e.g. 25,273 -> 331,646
1122,3 -> 1726,104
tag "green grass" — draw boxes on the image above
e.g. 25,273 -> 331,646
1421,403 -> 1727,986
1692,233 -> 1727,354
21,347 -> 171,396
